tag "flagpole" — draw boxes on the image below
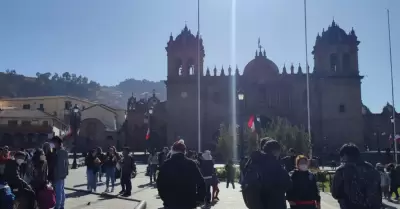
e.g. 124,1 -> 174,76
387,9 -> 397,163
197,0 -> 201,153
304,0 -> 312,158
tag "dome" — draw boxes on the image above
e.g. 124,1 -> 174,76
318,20 -> 353,45
243,51 -> 279,81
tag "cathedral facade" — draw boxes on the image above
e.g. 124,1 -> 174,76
164,21 -> 363,153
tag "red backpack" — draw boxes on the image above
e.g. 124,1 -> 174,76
37,184 -> 56,209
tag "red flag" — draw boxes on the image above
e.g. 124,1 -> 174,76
145,128 -> 150,140
247,115 -> 255,132
389,134 -> 400,142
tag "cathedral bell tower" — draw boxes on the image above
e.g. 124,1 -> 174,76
165,24 -> 205,149
312,20 -> 360,76
166,24 -> 205,77
312,20 -> 364,151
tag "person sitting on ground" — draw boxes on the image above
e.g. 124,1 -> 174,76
286,155 -> 320,209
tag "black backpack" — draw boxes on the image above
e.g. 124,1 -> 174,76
241,161 -> 264,209
343,162 -> 382,208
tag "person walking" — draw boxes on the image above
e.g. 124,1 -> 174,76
42,142 -> 55,185
286,155 -> 321,209
225,159 -> 236,189
51,136 -> 69,209
104,146 -> 118,193
387,163 -> 399,200
331,143 -> 382,209
85,149 -> 99,192
200,150 -> 215,206
157,140 -> 206,209
96,147 -> 105,182
147,149 -> 158,184
119,147 -> 136,197
376,163 -> 390,199
242,138 -> 291,209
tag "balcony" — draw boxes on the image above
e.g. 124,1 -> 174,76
0,124 -> 53,134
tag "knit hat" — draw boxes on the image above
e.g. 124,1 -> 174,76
171,139 -> 186,154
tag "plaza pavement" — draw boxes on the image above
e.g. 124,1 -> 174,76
64,164 -> 346,209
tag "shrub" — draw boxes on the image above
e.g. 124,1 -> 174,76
215,166 -> 240,181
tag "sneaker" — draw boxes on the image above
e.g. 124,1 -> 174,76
111,187 -> 114,193
119,190 -> 125,194
105,188 -> 109,193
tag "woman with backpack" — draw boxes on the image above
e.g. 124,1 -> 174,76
286,155 -> 320,209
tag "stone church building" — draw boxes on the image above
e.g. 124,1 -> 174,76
123,21 -> 398,154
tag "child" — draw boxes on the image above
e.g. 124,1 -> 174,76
211,168 -> 220,201
376,163 -> 390,199
225,160 -> 235,189
286,155 -> 320,209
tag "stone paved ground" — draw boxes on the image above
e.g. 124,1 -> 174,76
64,164 -> 346,209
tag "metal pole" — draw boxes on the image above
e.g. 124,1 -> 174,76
197,0 -> 201,153
71,112 -> 78,169
240,105 -> 244,158
304,0 -> 312,158
387,9 -> 397,163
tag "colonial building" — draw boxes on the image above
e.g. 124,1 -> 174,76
0,109 -> 67,150
125,20 -> 369,154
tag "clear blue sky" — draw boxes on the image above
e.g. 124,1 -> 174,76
0,0 -> 399,113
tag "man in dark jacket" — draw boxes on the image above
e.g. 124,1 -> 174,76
52,136 -> 69,209
3,151 -> 36,209
331,143 -> 381,209
242,138 -> 291,209
157,140 -> 206,209
119,147 -> 136,197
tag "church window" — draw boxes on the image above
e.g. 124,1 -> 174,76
330,53 -> 338,72
342,53 -> 351,70
178,66 -> 183,76
339,104 -> 346,113
189,65 -> 195,75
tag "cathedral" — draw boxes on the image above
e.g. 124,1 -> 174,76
124,20 -> 365,154
123,20 -> 399,155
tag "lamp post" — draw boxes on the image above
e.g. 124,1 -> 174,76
237,89 -> 245,158
71,104 -> 81,169
391,116 -> 397,162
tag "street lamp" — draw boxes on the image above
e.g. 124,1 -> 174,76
237,89 -> 245,159
71,104 -> 81,169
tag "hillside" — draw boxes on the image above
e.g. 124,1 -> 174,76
0,70 -> 166,109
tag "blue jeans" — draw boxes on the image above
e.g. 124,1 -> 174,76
105,167 -> 116,188
86,169 -> 97,191
54,179 -> 65,209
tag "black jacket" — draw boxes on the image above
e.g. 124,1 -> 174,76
3,159 -> 33,193
331,161 -> 381,209
245,152 -> 291,209
286,170 -> 320,203
157,153 -> 206,209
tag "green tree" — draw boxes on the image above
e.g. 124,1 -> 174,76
216,124 -> 236,163
260,117 -> 310,155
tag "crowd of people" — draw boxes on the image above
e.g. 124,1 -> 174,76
0,136 -> 68,209
154,138 -> 387,209
0,134 -> 395,209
